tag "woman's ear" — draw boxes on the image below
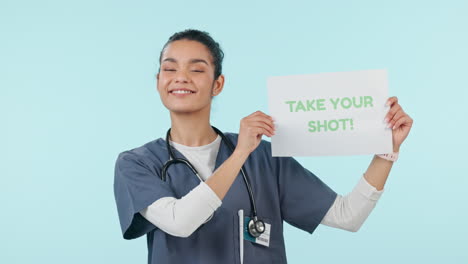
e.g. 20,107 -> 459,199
156,73 -> 161,94
212,74 -> 225,96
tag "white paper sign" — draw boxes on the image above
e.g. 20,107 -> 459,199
267,69 -> 392,157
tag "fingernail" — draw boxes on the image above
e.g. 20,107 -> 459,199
385,101 -> 390,106
387,123 -> 392,128
384,117 -> 389,123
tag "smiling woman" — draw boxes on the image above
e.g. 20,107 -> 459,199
113,29 -> 413,264
157,38 -> 225,118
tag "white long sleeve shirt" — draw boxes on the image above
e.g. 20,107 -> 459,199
140,136 -> 384,237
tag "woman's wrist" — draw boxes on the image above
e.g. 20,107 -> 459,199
377,152 -> 398,162
375,144 -> 400,162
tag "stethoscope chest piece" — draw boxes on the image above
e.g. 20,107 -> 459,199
248,217 -> 265,238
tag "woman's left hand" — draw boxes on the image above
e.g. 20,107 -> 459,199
384,96 -> 414,152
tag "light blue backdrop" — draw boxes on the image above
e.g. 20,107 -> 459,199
2,0 -> 467,263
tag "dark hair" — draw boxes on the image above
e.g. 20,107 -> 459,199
158,29 -> 224,79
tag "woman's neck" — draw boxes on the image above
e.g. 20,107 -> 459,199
169,110 -> 218,147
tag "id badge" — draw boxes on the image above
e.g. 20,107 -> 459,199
243,216 -> 271,247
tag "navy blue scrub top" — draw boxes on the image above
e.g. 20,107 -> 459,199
114,133 -> 337,264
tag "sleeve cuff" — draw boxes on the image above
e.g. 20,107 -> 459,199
198,182 -> 222,210
356,174 -> 384,201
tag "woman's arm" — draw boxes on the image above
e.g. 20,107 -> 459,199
204,148 -> 251,199
205,111 -> 275,199
321,96 -> 413,231
321,175 -> 383,232
140,182 -> 221,238
363,155 -> 393,191
363,96 -> 413,190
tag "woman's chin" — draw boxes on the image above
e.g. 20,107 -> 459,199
168,107 -> 204,115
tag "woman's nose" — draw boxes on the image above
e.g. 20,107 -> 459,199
175,70 -> 189,83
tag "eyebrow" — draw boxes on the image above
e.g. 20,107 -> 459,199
162,58 -> 209,65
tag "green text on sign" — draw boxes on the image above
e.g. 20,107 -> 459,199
285,96 -> 374,112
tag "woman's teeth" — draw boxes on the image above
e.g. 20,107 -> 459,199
172,90 -> 193,94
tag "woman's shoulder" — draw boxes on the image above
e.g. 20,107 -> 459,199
116,137 -> 168,168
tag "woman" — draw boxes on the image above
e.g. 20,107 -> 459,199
114,29 -> 413,264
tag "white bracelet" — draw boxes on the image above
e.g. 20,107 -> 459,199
377,152 -> 399,162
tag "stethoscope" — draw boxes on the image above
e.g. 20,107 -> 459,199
161,126 -> 266,238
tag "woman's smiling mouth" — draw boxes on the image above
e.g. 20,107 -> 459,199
169,88 -> 196,94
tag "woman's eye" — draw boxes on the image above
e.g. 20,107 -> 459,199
163,69 -> 176,72
192,70 -> 204,73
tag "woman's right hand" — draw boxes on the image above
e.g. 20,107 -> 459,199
235,111 -> 275,156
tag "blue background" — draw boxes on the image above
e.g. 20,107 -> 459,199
2,0 -> 467,263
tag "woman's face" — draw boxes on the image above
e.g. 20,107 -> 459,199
157,40 -> 224,115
